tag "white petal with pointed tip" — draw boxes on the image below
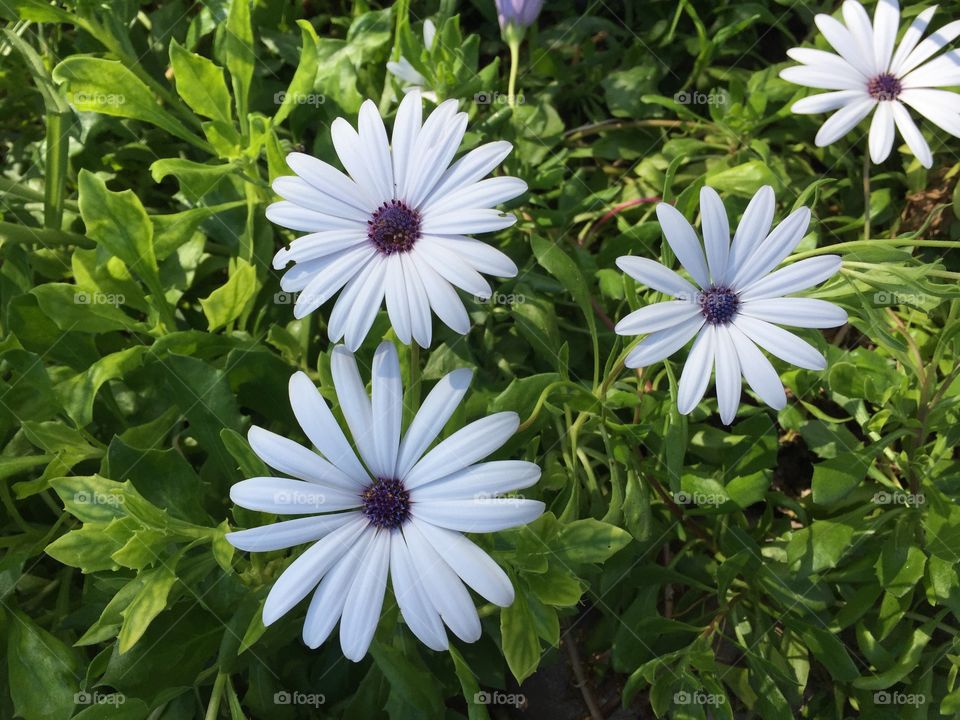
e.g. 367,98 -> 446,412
340,530 -> 391,661
416,521 -> 514,606
389,531 -> 448,650
677,325 -> 715,415
411,460 -> 541,500
411,497 -> 545,533
733,316 -> 826,370
226,513 -> 358,552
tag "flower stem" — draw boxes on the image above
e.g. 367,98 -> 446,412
204,672 -> 227,720
863,153 -> 872,243
407,343 -> 421,425
507,37 -> 521,107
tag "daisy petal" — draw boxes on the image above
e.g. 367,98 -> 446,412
293,245 -> 375,318
412,250 -> 472,334
404,412 -> 519,490
273,229 -> 368,269
738,255 -> 843,301
625,315 -> 706,368
724,186 -> 775,286
330,346 -> 381,475
330,117 -> 388,208
779,65 -> 868,91
416,237 -> 493,299
266,201 -> 364,233
340,530 -> 391,661
815,13 -> 876,78
372,342 -> 403,478
889,6 -> 937,75
656,204 -> 711,288
428,141 -> 514,201
416,521 -> 514,606
615,256 -> 699,299
226,513 -> 358,552
900,88 -> 960,137
393,89 -> 423,198
869,101 -> 896,163
896,19 -> 960,78
741,298 -> 848,329
384,256 -> 412,345
727,324 -> 787,410
396,368 -> 473,479
677,325 -> 715,415
262,517 -> 367,625
284,152 -> 373,213
815,98 -> 877,146
891,101 -> 933,168
272,177 -> 371,222
872,0 -> 900,72
421,209 -> 516,235
842,0 -> 879,76
389,531 -> 448,651
614,300 -> 701,336
731,207 -> 811,290
412,497 -> 545,532
411,460 -> 541,500
326,256 -> 387,349
229,477 -> 361,514
732,316 -> 826,370
791,90 -> 871,114
426,235 -> 518,277
700,187 -> 730,283
423,177 -> 527,215
357,100 -> 395,204
302,527 -> 374,647
403,520 -> 481,642
401,254 -> 434,347
714,327 -> 742,425
247,426 -> 358,490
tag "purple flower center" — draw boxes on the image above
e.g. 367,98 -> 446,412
361,477 -> 411,529
699,286 -> 740,325
868,73 -> 902,102
368,200 -> 421,255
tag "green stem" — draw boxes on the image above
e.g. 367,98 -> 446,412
789,238 -> 960,262
507,37 -> 521,107
863,153 -> 871,243
407,343 -> 421,426
43,111 -> 70,229
204,672 -> 227,720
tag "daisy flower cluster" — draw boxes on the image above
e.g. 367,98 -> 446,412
229,0 -> 959,664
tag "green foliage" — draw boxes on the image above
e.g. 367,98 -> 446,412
2,0 -> 960,719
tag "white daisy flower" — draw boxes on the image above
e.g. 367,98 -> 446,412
226,342 -> 544,660
780,0 -> 960,168
268,89 -> 525,350
614,186 -> 848,425
387,19 -> 439,102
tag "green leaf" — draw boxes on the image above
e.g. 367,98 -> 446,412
224,0 -> 254,128
553,518 -> 632,565
448,646 -> 491,720
274,20 -> 320,125
500,589 -> 541,683
7,610 -> 80,720
118,563 -> 179,653
169,39 -> 232,124
200,258 -> 257,331
52,57 -> 196,144
45,525 -> 125,573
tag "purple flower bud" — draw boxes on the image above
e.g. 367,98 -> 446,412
495,0 -> 544,32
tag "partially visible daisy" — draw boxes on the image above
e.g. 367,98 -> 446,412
387,19 -> 438,102
226,342 -> 544,660
614,186 -> 847,424
268,89 -> 525,350
781,0 -> 960,168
